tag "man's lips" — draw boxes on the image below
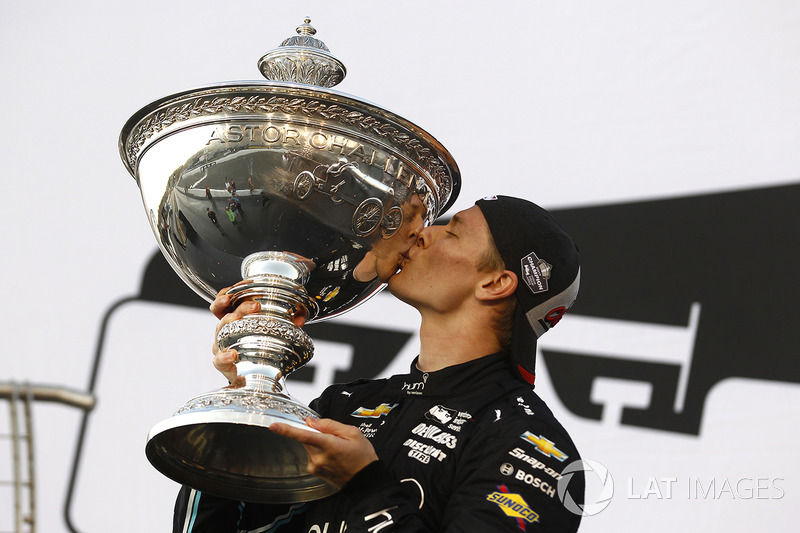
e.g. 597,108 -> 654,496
400,248 -> 414,267
385,241 -> 417,280
390,253 -> 411,279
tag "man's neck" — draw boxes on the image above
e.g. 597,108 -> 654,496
416,309 -> 503,372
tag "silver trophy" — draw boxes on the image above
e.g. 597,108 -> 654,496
119,19 -> 460,503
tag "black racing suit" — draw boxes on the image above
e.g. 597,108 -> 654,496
174,352 -> 584,532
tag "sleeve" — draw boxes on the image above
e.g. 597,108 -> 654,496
335,460 -> 432,533
335,426 -> 584,533
172,485 -> 307,533
442,423 -> 584,532
173,485 -> 241,533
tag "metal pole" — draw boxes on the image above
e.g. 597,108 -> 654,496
0,383 -> 96,533
23,386 -> 35,533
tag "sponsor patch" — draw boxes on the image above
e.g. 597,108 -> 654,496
499,460 -> 557,498
358,422 -> 380,439
515,468 -> 557,498
487,484 -> 540,529
351,403 -> 398,418
425,405 -> 472,432
520,252 -> 551,295
508,447 -> 564,480
426,405 -> 457,424
500,462 -> 516,476
520,432 -> 568,462
411,423 -> 458,449
516,397 -> 535,416
403,438 -> 448,463
401,373 -> 429,395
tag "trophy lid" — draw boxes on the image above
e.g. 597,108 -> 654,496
257,17 -> 347,88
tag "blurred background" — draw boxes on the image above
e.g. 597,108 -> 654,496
1,1 -> 798,531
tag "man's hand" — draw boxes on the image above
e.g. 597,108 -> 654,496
210,285 -> 259,388
210,283 -> 308,387
270,417 -> 379,488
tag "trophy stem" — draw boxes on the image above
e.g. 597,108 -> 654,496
144,252 -> 337,503
221,251 -> 317,378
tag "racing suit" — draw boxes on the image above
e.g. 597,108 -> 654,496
174,352 -> 584,532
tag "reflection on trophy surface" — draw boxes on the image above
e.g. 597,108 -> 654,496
119,18 -> 460,503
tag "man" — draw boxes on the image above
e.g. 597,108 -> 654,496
174,196 -> 584,532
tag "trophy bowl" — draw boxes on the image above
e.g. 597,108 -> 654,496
119,19 -> 460,503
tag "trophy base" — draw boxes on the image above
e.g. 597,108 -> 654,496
145,389 -> 339,503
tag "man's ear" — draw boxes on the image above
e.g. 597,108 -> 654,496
476,269 -> 518,301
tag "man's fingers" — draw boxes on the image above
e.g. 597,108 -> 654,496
213,349 -> 241,385
209,280 -> 256,319
271,418 -> 378,487
212,349 -> 238,371
211,301 -> 261,355
209,287 -> 233,319
305,417 -> 357,438
270,418 -> 361,446
270,421 -> 326,447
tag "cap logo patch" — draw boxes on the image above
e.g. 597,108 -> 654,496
520,252 -> 551,294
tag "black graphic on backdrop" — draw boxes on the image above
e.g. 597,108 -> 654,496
131,183 -> 800,435
546,183 -> 800,434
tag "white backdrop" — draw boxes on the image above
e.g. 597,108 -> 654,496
1,1 -> 799,532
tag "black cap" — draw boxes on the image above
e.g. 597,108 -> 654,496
475,196 -> 580,385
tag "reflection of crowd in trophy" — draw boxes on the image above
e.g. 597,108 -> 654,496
204,178 -> 248,232
171,151 -> 425,317
195,152 -> 405,242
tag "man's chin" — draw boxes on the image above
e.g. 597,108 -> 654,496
384,269 -> 403,289
385,277 -> 403,299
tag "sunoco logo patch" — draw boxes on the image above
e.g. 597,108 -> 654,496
487,484 -> 540,528
521,252 -> 551,294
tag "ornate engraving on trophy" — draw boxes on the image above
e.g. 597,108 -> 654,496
217,317 -> 314,356
176,394 -> 317,420
123,94 -> 453,202
207,124 -> 303,145
259,57 -> 344,88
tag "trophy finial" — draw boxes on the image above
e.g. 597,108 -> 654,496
258,18 -> 346,87
296,17 -> 316,36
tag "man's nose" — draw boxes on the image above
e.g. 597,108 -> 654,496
415,225 -> 433,248
407,218 -> 424,242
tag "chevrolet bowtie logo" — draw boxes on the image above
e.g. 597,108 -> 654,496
520,432 -> 568,462
351,403 -> 398,418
